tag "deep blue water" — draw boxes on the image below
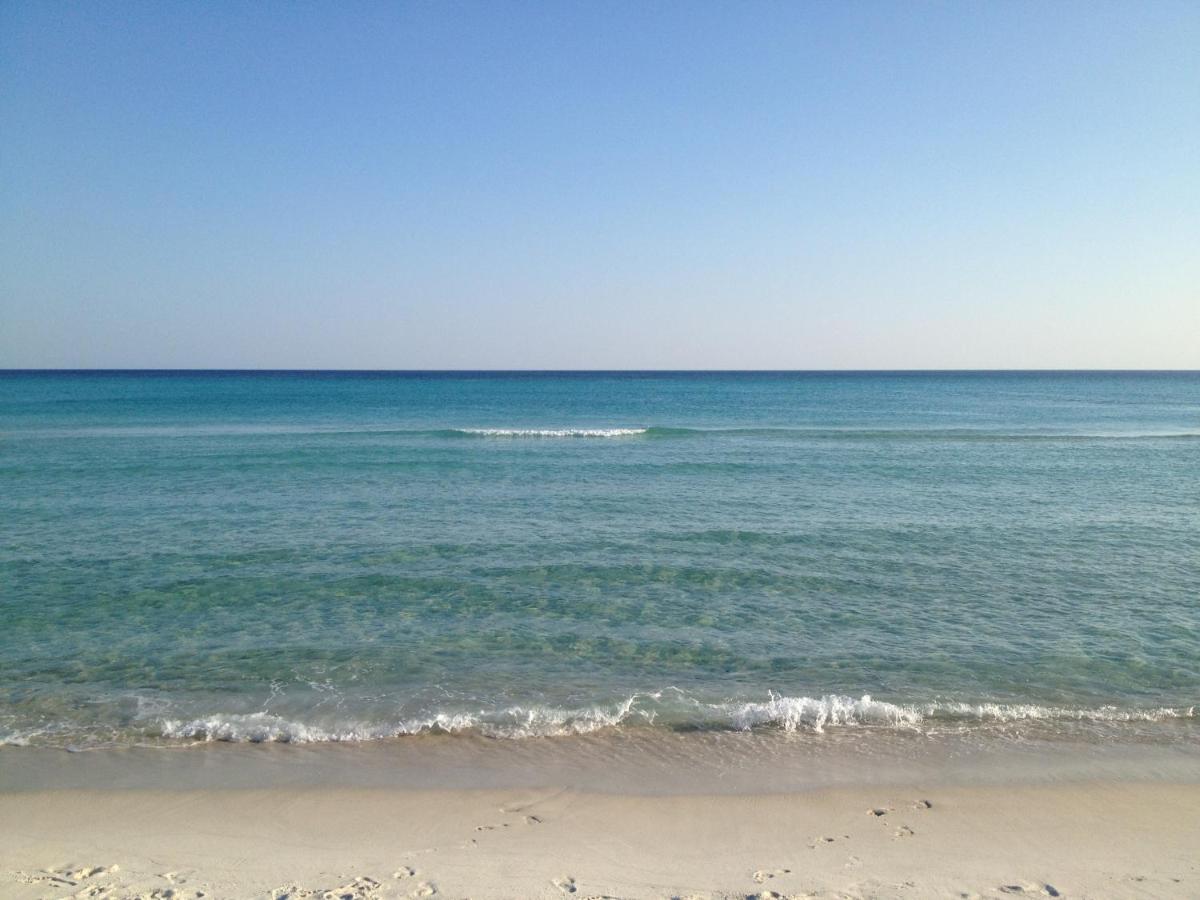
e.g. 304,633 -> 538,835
1,371 -> 1197,747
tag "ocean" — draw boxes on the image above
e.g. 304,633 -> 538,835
1,371 -> 1197,751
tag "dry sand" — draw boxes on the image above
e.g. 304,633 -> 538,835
1,780 -> 1197,900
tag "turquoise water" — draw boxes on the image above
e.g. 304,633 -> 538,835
1,371 -> 1198,748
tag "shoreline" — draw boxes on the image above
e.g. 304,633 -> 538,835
5,726 -> 1200,794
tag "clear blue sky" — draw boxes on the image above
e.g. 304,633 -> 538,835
2,1 -> 1197,369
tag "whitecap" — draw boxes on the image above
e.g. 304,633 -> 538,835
455,428 -> 647,438
138,693 -> 1198,745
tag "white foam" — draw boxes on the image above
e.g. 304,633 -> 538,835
479,694 -> 654,738
727,693 -> 924,733
932,701 -> 1197,723
723,695 -> 1198,734
159,713 -> 378,743
156,695 -> 658,744
457,428 -> 647,438
106,694 -> 1200,746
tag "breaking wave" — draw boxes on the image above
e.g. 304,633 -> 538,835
451,428 -> 648,438
141,693 -> 1198,745
158,694 -> 655,743
5,691 -> 1194,748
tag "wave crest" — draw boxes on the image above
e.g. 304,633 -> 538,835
454,428 -> 647,438
157,695 -> 656,744
728,693 -> 923,733
146,694 -> 1198,745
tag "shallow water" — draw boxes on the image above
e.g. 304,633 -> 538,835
1,371 -> 1198,748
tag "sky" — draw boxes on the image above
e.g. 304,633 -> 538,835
1,1 -> 1198,369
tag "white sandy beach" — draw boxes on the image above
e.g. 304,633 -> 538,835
2,776 -> 1197,900
6,0 -> 1199,896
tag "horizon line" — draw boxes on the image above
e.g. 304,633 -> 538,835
2,368 -> 1199,375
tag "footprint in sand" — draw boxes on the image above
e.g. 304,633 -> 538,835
752,867 -> 791,884
70,867 -> 113,881
393,867 -> 416,880
140,871 -> 206,900
999,883 -> 1060,897
869,806 -> 892,817
553,875 -> 578,894
8,872 -> 64,888
71,886 -> 113,899
478,815 -> 543,831
321,875 -> 382,900
409,882 -> 437,898
27,864 -> 119,888
18,865 -> 120,898
893,825 -> 916,839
